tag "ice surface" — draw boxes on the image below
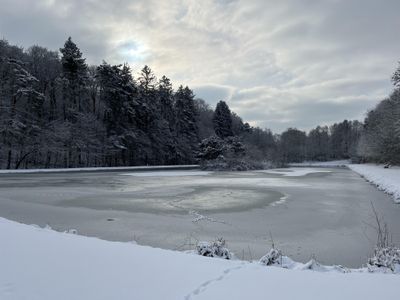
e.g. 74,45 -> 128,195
122,170 -> 212,177
259,168 -> 331,177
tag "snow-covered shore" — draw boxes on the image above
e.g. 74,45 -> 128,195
289,161 -> 400,204
289,160 -> 350,167
0,217 -> 398,300
348,164 -> 400,203
0,164 -> 200,174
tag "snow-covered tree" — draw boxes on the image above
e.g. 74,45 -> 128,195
392,61 -> 400,88
60,37 -> 89,113
213,100 -> 233,138
174,86 -> 199,163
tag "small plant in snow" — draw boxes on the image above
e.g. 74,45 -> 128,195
196,238 -> 232,260
368,247 -> 400,273
367,203 -> 400,273
259,248 -> 283,266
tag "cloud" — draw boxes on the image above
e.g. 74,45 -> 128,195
1,0 -> 399,132
192,84 -> 235,107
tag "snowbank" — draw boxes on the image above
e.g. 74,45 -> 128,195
0,217 -> 398,300
0,165 -> 200,174
289,160 -> 350,167
349,164 -> 400,203
288,161 -> 400,203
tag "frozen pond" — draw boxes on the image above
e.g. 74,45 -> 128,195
0,167 -> 399,267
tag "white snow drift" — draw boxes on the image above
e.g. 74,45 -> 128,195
0,217 -> 398,300
349,164 -> 400,203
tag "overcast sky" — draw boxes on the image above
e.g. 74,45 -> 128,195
1,0 -> 399,132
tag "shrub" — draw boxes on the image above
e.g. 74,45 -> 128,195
368,247 -> 400,273
259,248 -> 283,266
196,238 -> 232,260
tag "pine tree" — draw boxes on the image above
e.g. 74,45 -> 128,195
138,65 -> 156,98
392,61 -> 400,88
59,37 -> 88,113
60,37 -> 87,83
174,86 -> 199,162
213,100 -> 233,139
158,75 -> 175,126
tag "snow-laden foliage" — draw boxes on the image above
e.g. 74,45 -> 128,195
213,101 -> 233,139
259,248 -> 351,273
198,135 -> 266,171
196,238 -> 233,260
259,248 -> 282,266
358,89 -> 400,165
368,247 -> 400,273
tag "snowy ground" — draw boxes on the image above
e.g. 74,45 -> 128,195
290,161 -> 400,204
349,164 -> 400,203
0,217 -> 398,300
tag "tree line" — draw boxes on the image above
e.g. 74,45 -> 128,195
0,37 -> 262,169
277,62 -> 400,165
0,37 -> 399,169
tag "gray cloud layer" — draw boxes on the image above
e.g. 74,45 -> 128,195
1,0 -> 399,132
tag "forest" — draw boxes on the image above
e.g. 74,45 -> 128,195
0,37 -> 399,169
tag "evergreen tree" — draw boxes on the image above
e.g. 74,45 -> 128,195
392,61 -> 400,88
158,75 -> 175,126
213,100 -> 233,138
174,86 -> 199,162
60,37 -> 88,83
59,37 -> 88,113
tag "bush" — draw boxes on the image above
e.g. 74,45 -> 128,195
196,238 -> 233,259
367,203 -> 400,273
368,247 -> 400,273
259,248 -> 283,266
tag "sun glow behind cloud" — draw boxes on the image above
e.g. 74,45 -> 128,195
115,40 -> 149,63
